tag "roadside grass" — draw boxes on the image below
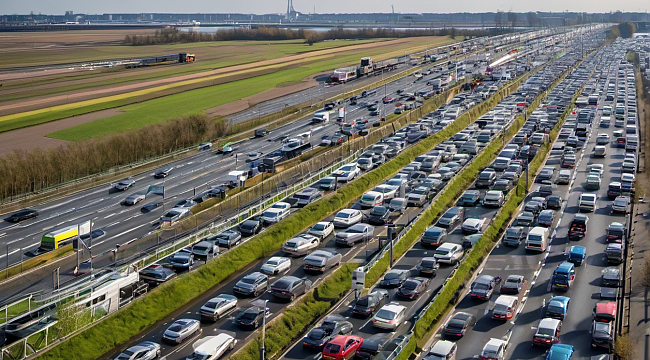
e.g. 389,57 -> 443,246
46,38 -> 449,141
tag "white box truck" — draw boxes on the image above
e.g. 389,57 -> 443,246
312,110 -> 330,124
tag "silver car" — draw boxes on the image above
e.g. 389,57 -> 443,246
335,224 -> 375,246
114,179 -> 135,191
233,272 -> 269,297
282,234 -> 320,256
114,341 -> 161,360
123,193 -> 145,206
162,319 -> 201,344
200,294 -> 238,322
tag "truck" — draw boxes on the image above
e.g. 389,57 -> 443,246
223,170 -> 248,188
330,67 -> 358,83
312,110 -> 330,124
329,57 -> 398,84
281,131 -> 312,158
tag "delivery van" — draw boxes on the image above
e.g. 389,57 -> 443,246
525,226 -> 549,253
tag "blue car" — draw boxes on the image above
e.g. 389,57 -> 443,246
568,245 -> 586,266
546,344 -> 574,360
546,296 -> 570,320
168,250 -> 194,271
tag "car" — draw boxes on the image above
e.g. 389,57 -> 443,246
502,226 -> 526,247
160,207 -> 190,223
596,133 -> 610,145
214,229 -> 242,248
591,320 -> 615,351
567,245 -> 586,266
168,251 -> 193,271
319,176 -> 338,190
470,274 -> 499,301
238,219 -> 262,237
113,179 -> 135,191
379,269 -> 410,287
322,335 -> 364,360
425,340 -> 457,360
546,296 -> 570,320
154,166 -> 174,178
198,142 -> 212,150
420,226 -> 447,247
500,275 -> 525,294
355,333 -> 394,360
545,344 -> 574,360
373,184 -> 398,200
199,294 -> 238,322
191,241 -> 219,260
282,234 -> 320,256
260,256 -> 291,275
491,179 -> 513,193
416,257 -> 439,277
461,218 -> 485,234
578,193 -> 597,212
162,319 -> 201,344
537,210 -> 555,227
351,289 -> 390,317
524,200 -> 544,215
185,334 -> 236,360
303,250 -> 342,273
308,222 -> 335,240
335,224 -> 374,246
114,341 -> 161,360
585,174 -> 601,190
332,164 -> 361,182
611,196 -> 630,214
333,209 -> 363,227
232,272 -> 269,297
434,243 -> 463,265
302,318 -> 353,349
462,233 -> 482,249
235,306 -> 269,329
396,277 -> 431,300
260,207 -> 289,225
533,318 -> 562,347
174,198 -> 196,208
372,303 -> 407,330
480,338 -> 508,360
546,196 -> 562,210
443,312 -> 475,339
367,206 -> 392,225
568,214 -> 588,240
457,190 -> 481,206
293,188 -> 323,206
139,264 -> 177,286
483,190 -> 505,207
602,267 -> 621,287
437,207 -> 465,229
270,276 -> 312,301
140,202 -> 161,213
4,209 -> 39,223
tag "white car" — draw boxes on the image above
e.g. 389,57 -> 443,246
260,256 -> 292,275
162,319 -> 201,344
332,164 -> 361,182
480,338 -> 508,360
123,193 -> 145,205
260,207 -> 290,225
270,201 -> 291,211
114,341 -> 161,360
333,209 -> 363,227
372,303 -> 407,330
596,133 -> 610,145
433,243 -> 463,265
199,294 -> 238,322
436,166 -> 455,180
461,218 -> 485,234
186,334 -> 236,360
281,234 -> 320,256
373,184 -> 399,200
588,164 -> 604,178
308,221 -> 334,239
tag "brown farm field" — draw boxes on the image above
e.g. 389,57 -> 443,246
0,32 -> 452,153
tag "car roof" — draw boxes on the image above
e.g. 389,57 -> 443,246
494,295 -> 518,306
539,317 -> 561,328
430,340 -> 455,354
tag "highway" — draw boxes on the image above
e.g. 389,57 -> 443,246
424,39 -> 630,360
0,50 -> 493,303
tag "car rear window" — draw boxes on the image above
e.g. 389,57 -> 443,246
324,343 -> 342,354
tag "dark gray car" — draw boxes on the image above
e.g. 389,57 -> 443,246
335,224 -> 375,246
270,276 -> 313,301
233,272 -> 269,297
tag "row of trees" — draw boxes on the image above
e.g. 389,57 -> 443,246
0,114 -> 227,202
125,26 -> 504,46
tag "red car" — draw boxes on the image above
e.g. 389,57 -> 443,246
322,335 -> 364,360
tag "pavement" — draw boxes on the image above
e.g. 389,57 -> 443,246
629,199 -> 650,360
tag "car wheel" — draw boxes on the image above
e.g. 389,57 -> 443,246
254,320 -> 259,328
290,294 -> 295,302
229,342 -> 235,351
156,350 -> 161,358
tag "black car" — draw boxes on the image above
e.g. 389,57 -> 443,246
500,275 -> 525,294
301,318 -> 353,349
367,206 -> 392,225
139,265 -> 177,287
355,333 -> 394,360
416,257 -> 439,277
379,270 -> 409,287
141,202 -> 162,213
443,312 -> 475,339
270,276 -> 312,302
546,196 -> 563,210
154,166 -> 174,178
352,290 -> 389,317
396,277 -> 430,300
5,209 -> 39,223
456,190 -> 480,207
238,219 -> 262,237
235,306 -> 268,329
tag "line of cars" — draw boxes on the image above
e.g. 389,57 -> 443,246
422,34 -> 608,360
279,37 -> 577,360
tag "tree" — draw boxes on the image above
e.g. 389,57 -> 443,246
618,22 -> 636,38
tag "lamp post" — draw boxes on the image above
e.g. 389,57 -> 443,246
260,299 -> 269,360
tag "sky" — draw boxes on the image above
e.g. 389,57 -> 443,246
3,0 -> 649,15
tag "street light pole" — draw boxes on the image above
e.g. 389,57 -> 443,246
260,299 -> 269,360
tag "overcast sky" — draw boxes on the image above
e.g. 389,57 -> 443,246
3,0 -> 649,15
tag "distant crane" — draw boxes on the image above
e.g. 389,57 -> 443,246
391,5 -> 395,13
286,0 -> 297,20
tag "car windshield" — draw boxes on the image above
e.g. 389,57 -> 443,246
493,304 -> 508,313
284,241 -> 297,249
241,277 -> 257,284
337,212 -> 352,219
473,283 -> 489,291
273,280 -> 292,289
187,353 -> 210,360
168,324 -> 184,332
356,297 -> 369,306
547,302 -> 564,314
435,248 -> 450,256
371,207 -> 387,215
240,223 -> 256,230
537,327 -> 556,336
240,311 -> 257,320
308,329 -> 326,340
420,260 -> 436,268
376,309 -> 396,320
384,272 -> 402,280
402,281 -> 419,290
262,211 -> 277,218
483,349 -> 498,357
204,300 -> 223,309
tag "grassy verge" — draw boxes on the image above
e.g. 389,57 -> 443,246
2,244 -> 74,281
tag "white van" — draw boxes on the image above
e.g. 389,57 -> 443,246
525,226 -> 549,252
359,191 -> 384,209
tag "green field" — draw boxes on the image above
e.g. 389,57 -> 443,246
45,37 -> 449,141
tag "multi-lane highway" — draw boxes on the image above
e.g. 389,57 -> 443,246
421,37 -> 634,360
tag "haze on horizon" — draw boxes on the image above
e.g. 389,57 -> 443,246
3,0 -> 649,15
